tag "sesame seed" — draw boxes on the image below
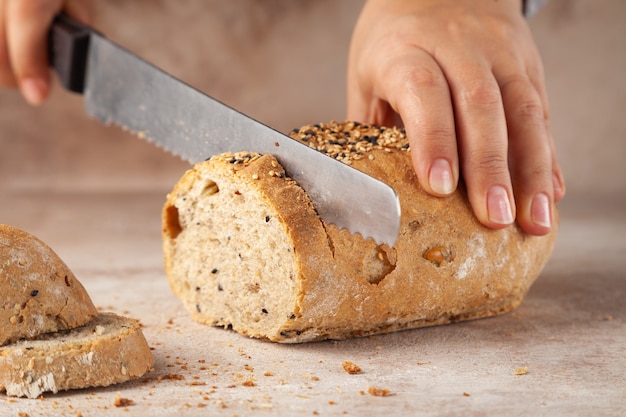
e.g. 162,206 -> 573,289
287,121 -> 409,164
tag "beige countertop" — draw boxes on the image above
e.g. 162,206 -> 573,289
1,191 -> 624,417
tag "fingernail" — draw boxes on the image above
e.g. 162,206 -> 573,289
487,185 -> 514,225
429,158 -> 455,195
21,78 -> 47,105
531,193 -> 552,228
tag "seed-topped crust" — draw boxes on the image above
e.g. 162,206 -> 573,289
289,121 -> 409,165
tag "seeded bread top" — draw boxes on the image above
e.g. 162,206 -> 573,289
289,121 -> 409,165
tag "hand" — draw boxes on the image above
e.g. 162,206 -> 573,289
0,0 -> 90,105
347,0 -> 566,235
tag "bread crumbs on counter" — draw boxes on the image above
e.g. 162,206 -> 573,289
113,393 -> 135,407
463,392 -> 471,397
367,386 -> 392,397
513,367 -> 528,376
342,360 -> 362,374
157,372 -> 185,381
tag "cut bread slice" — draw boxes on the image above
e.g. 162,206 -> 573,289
1,224 -> 98,346
0,313 -> 154,398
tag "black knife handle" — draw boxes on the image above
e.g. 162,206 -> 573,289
48,14 -> 91,94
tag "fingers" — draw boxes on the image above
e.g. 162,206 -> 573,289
1,0 -> 90,105
447,61 -> 516,230
500,73 -> 554,234
348,49 -> 460,198
0,0 -> 17,87
5,0 -> 64,104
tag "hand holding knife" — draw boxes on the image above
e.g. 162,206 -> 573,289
48,14 -> 401,247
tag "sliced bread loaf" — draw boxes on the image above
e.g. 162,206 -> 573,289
162,121 -> 558,342
0,313 -> 153,398
1,224 -> 98,346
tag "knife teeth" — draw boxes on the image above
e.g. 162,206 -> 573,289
107,120 -> 191,164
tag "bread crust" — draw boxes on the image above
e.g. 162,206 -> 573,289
1,224 -> 98,346
0,313 -> 154,398
162,121 -> 558,342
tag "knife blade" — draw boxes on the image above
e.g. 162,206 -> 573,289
49,14 -> 401,246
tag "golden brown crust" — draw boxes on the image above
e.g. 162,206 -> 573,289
0,313 -> 154,398
163,121 -> 558,342
0,224 -> 98,346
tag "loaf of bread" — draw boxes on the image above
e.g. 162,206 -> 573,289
162,121 -> 558,343
1,224 -> 98,346
0,313 -> 154,398
1,225 -> 154,398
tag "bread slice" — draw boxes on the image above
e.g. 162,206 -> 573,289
1,224 -> 98,346
162,121 -> 558,342
0,313 -> 154,398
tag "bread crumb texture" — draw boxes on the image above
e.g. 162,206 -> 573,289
0,313 -> 154,398
162,121 -> 558,343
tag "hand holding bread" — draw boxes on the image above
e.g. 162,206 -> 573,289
162,121 -> 558,342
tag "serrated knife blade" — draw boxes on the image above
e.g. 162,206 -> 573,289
49,14 -> 401,246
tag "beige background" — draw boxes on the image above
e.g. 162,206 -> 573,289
0,0 -> 624,197
0,2 -> 624,415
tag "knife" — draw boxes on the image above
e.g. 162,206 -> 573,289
49,14 -> 401,246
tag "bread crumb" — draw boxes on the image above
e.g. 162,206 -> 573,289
113,393 -> 135,407
242,378 -> 256,387
157,373 -> 185,381
18,413 -> 29,417
604,315 -> 613,321
463,392 -> 471,397
513,367 -> 528,376
367,386 -> 391,397
342,360 -> 362,374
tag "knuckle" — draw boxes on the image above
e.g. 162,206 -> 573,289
401,65 -> 446,91
416,125 -> 456,150
514,98 -> 546,123
458,80 -> 502,109
469,150 -> 509,176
